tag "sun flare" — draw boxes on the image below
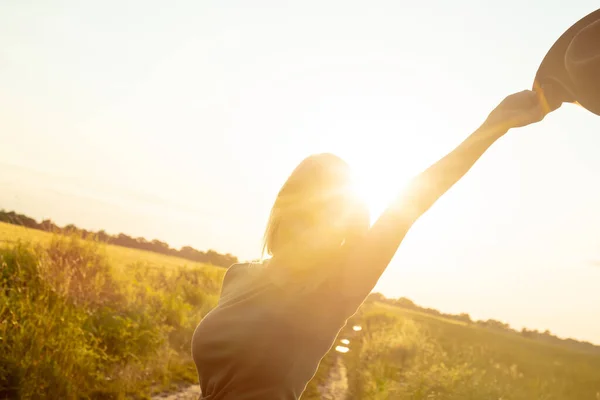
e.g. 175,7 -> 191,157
349,162 -> 410,224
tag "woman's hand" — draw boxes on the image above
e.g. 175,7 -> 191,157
484,90 -> 548,132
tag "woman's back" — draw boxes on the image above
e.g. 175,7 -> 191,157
192,263 -> 349,399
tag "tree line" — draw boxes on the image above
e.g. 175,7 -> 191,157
367,292 -> 600,354
0,209 -> 238,268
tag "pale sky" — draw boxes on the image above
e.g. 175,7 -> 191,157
1,1 -> 600,344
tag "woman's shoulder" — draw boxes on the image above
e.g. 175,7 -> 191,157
220,261 -> 266,296
224,261 -> 264,279
222,262 -> 248,283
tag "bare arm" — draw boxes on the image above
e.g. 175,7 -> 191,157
348,123 -> 507,273
397,122 -> 508,223
337,90 -> 547,304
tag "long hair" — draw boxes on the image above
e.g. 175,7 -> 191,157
262,153 -> 370,283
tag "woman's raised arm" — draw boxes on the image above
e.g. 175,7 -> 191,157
338,90 -> 548,304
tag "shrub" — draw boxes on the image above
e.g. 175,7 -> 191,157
0,235 -> 224,399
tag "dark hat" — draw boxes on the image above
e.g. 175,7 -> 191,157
534,9 -> 600,115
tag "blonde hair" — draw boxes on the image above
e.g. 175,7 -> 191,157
262,153 -> 369,272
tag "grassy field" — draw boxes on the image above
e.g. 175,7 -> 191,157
0,222 -> 213,272
2,221 -> 600,399
1,222 -> 225,399
339,302 -> 600,399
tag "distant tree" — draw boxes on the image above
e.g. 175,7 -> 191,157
394,297 -> 417,309
96,230 -> 110,242
456,313 -> 472,323
40,219 -> 58,232
0,208 -> 239,268
64,224 -> 80,234
366,292 -> 387,304
151,239 -> 169,253
0,210 -> 38,229
479,319 -> 510,330
179,246 -> 200,260
115,234 -> 137,248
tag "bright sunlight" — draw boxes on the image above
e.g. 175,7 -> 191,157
349,157 -> 413,223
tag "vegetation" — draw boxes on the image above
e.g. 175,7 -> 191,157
334,301 -> 600,399
2,221 -> 600,399
0,210 -> 237,267
368,292 -> 600,355
0,233 -> 224,399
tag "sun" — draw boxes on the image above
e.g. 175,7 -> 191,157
334,134 -> 428,226
348,160 -> 409,224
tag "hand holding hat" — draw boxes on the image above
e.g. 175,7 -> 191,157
484,90 -> 547,132
484,8 -> 600,133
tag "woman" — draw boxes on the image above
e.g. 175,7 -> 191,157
192,89 -> 549,399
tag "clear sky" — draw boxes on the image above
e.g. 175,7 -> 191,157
2,1 -> 600,344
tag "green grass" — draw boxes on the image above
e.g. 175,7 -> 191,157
338,302 -> 600,399
0,224 -> 225,399
2,221 -> 600,399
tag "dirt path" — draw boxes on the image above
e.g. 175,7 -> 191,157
318,356 -> 349,400
151,384 -> 201,400
152,356 -> 348,400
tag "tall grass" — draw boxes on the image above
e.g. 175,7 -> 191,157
339,303 -> 600,400
0,235 -> 224,399
2,231 -> 600,399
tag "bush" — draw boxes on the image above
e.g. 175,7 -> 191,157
0,241 -> 105,399
0,235 -> 224,399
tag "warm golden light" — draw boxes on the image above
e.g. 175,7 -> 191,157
340,339 -> 350,345
348,157 -> 415,224
352,325 -> 362,332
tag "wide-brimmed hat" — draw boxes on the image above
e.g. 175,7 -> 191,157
534,8 -> 600,115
